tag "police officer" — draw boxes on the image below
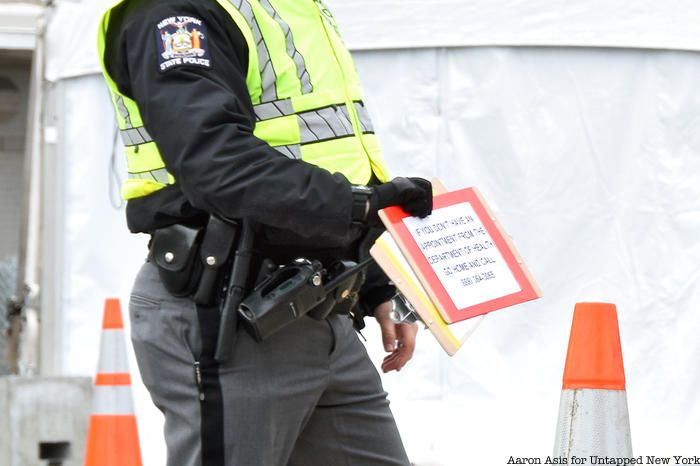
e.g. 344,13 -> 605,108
98,0 -> 432,464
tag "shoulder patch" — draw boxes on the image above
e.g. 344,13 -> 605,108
156,16 -> 211,72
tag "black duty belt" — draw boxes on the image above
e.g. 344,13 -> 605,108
148,216 -> 371,361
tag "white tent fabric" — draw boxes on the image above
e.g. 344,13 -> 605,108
58,47 -> 700,465
332,1 -> 700,52
45,0 -> 700,81
48,1 -> 700,465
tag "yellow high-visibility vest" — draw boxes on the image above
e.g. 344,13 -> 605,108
97,0 -> 390,200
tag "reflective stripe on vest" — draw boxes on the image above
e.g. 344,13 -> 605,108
98,0 -> 390,200
254,99 -> 375,131
120,127 -> 153,147
257,0 -> 313,94
230,0 -> 278,102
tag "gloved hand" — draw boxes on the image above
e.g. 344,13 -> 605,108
366,177 -> 433,226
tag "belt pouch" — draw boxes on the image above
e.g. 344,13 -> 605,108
193,216 -> 239,305
151,224 -> 204,297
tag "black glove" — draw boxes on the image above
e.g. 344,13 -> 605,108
366,177 -> 433,226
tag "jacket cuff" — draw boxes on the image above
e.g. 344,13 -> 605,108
359,283 -> 396,316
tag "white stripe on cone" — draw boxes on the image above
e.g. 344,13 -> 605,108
92,385 -> 136,416
554,389 -> 633,457
98,329 -> 130,374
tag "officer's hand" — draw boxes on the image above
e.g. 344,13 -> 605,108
373,301 -> 418,373
367,177 -> 433,226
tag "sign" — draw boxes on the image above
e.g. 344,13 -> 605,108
379,187 -> 540,323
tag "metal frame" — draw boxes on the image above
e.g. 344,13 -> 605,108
0,2 -> 43,51
1,2 -> 49,375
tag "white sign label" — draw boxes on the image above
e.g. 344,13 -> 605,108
402,202 -> 521,310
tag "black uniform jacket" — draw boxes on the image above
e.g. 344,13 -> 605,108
104,0 -> 394,310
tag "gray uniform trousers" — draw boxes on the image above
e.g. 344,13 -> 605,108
129,261 -> 410,466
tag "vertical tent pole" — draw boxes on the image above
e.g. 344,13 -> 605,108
6,10 -> 45,376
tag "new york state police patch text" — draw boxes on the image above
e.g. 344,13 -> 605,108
156,16 -> 211,72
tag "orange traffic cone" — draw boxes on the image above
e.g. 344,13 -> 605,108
553,302 -> 633,459
84,298 -> 143,466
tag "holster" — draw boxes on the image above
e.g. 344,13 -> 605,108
193,216 -> 239,305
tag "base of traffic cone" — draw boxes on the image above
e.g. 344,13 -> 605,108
554,389 -> 632,456
85,415 -> 142,466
